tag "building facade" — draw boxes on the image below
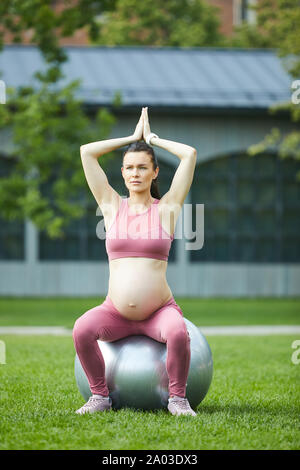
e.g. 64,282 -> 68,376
0,45 -> 299,297
207,0 -> 258,36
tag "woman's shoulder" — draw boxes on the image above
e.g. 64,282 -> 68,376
157,193 -> 181,211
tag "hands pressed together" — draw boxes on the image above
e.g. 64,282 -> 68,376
132,107 -> 154,143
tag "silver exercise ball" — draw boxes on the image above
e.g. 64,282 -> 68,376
74,318 -> 213,411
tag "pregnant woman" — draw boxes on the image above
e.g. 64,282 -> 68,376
73,107 -> 197,416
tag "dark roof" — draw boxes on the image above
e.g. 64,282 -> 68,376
0,45 -> 292,109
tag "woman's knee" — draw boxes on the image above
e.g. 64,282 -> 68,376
73,305 -> 105,342
170,327 -> 190,344
164,319 -> 190,345
72,315 -> 96,344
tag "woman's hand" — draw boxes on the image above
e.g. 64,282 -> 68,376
143,107 -> 151,142
132,108 -> 145,141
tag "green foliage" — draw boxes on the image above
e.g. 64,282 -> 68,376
230,0 -> 300,169
231,0 -> 300,76
91,0 -> 225,47
0,80 -> 119,238
0,1 -> 120,238
0,0 -> 117,65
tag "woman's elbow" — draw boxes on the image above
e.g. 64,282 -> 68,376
80,144 -> 90,158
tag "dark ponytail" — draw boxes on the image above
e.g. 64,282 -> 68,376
122,141 -> 161,199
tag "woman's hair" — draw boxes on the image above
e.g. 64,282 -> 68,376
122,141 -> 161,199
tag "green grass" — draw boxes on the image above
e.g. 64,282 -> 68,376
0,297 -> 299,449
0,334 -> 299,450
0,297 -> 299,327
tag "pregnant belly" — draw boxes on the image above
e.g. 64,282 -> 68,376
108,258 -> 172,320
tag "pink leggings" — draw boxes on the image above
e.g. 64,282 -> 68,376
73,295 -> 191,398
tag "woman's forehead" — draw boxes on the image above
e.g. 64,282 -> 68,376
123,152 -> 151,164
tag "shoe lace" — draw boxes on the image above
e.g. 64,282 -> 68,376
173,398 -> 191,410
82,397 -> 107,409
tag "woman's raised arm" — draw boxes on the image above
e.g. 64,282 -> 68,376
80,138 -> 132,208
80,109 -> 145,207
143,107 -> 197,207
80,108 -> 145,159
153,137 -> 197,207
80,135 -> 135,160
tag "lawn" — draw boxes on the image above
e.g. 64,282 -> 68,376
0,298 -> 299,450
0,334 -> 299,450
0,297 -> 299,327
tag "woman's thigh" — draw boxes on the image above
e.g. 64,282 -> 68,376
137,300 -> 188,343
73,297 -> 140,342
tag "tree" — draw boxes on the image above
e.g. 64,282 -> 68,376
0,84 -> 119,238
0,1 -> 121,238
0,0 -> 117,67
230,0 -> 300,174
91,0 -> 225,47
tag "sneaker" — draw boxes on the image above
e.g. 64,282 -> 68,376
167,396 -> 197,416
75,395 -> 112,415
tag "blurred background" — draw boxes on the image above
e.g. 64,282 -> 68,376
0,0 -> 299,298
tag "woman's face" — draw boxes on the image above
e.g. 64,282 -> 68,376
122,152 -> 159,193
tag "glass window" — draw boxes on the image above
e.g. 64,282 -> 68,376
256,180 -> 276,206
256,209 -> 277,235
282,209 -> 300,234
39,197 -> 108,261
191,153 -> 300,263
194,235 -> 213,261
235,236 -> 256,262
210,157 -> 230,175
197,175 -> 212,201
0,221 -> 25,260
210,178 -> 230,204
214,236 -> 233,262
210,209 -> 230,234
282,182 -> 300,206
237,208 -> 256,234
256,237 -> 279,263
256,154 -> 276,177
237,179 -> 255,205
282,236 -> 300,262
0,156 -> 25,260
236,154 -> 255,176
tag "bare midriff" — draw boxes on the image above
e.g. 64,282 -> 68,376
108,257 -> 173,321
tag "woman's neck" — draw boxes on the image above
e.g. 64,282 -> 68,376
128,192 -> 153,207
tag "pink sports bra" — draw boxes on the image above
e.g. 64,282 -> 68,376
105,197 -> 174,261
